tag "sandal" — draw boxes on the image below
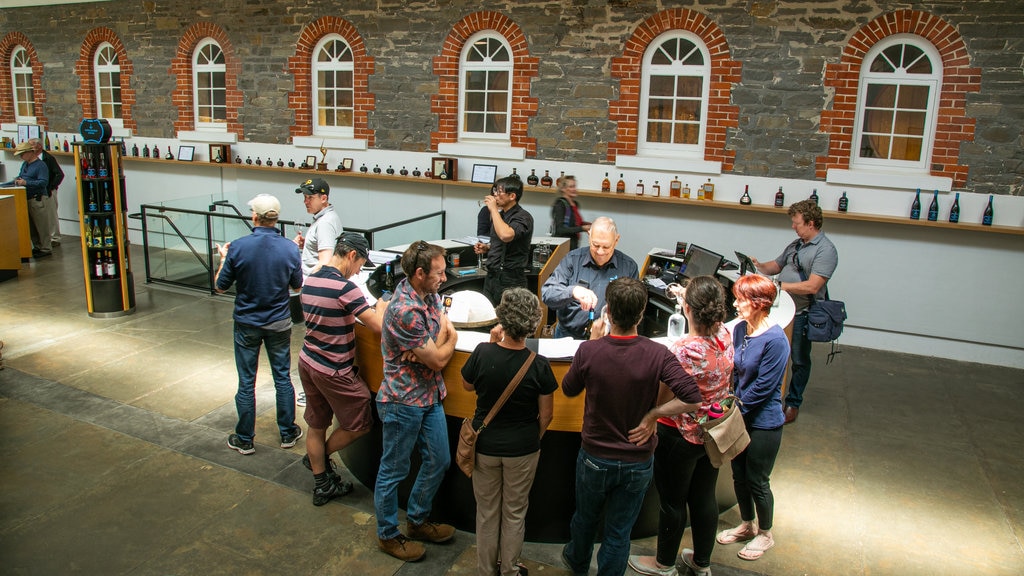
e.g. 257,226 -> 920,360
716,524 -> 757,545
737,533 -> 774,561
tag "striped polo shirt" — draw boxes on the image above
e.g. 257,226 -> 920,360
299,266 -> 370,375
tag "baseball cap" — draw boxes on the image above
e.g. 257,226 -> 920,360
13,141 -> 34,155
296,177 -> 330,196
247,194 -> 281,218
338,232 -> 369,260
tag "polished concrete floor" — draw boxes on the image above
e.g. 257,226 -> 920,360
1,239 -> 1022,575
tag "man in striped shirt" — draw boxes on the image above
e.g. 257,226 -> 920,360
298,232 -> 387,506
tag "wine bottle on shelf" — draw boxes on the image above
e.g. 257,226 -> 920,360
44,133 -> 51,150
540,170 -> 553,187
509,167 -> 519,181
774,186 -> 785,207
615,174 -> 626,194
102,182 -> 112,211
386,165 -> 395,175
82,153 -> 92,178
87,184 -> 98,212
103,219 -> 115,247
910,188 -> 922,220
104,251 -> 117,279
142,144 -> 150,158
601,172 -> 611,193
373,164 -> 382,174
651,180 -> 661,197
91,218 -> 102,247
98,152 -> 108,177
63,137 -> 69,152
527,169 -> 539,186
131,142 -> 139,157
266,157 -> 272,167
740,185 -> 752,205
438,163 -> 448,179
982,195 -> 994,226
669,176 -> 681,198
927,190 -> 939,221
399,166 -> 408,176
696,180 -> 706,200
809,188 -> 819,206
255,157 -> 262,166
635,179 -> 644,196
152,145 -> 160,158
682,182 -> 691,199
358,163 -> 367,173
948,192 -> 960,223
838,192 -> 849,213
702,178 -> 714,201
94,252 -> 105,279
83,217 -> 93,247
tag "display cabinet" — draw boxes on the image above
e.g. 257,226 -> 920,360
74,142 -> 135,317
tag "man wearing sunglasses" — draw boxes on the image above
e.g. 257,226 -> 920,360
474,176 -> 534,305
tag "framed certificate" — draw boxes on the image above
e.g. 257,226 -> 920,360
471,164 -> 497,184
342,157 -> 353,171
177,145 -> 195,162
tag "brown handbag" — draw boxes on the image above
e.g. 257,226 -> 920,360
700,395 -> 750,469
456,351 -> 536,477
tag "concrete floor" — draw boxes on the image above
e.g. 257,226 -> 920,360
1,239 -> 1022,575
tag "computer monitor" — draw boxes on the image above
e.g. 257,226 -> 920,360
683,245 -> 724,279
734,251 -> 758,275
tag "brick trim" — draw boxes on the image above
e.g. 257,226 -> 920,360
608,9 -> 741,169
0,33 -> 48,128
74,29 -> 137,134
430,11 -> 539,156
286,16 -> 376,146
817,10 -> 980,188
168,23 -> 243,137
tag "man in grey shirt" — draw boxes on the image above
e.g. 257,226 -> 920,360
295,177 -> 344,278
751,200 -> 838,424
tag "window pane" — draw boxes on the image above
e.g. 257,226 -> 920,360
319,71 -> 335,89
487,113 -> 506,133
337,109 -> 352,126
650,75 -> 674,97
677,76 -> 702,97
339,89 -> 353,108
339,71 -> 352,89
319,89 -> 335,107
865,83 -> 896,108
648,99 -> 672,120
676,100 -> 700,121
213,89 -> 226,107
647,121 -> 671,143
897,85 -> 929,109
111,103 -> 122,118
465,113 -> 484,132
882,45 -> 903,68
906,54 -> 932,74
466,70 -> 487,91
860,134 -> 890,158
321,109 -> 334,126
894,111 -> 926,136
466,92 -> 485,112
197,88 -> 211,106
862,108 -> 894,134
197,72 -> 211,90
651,46 -> 672,66
890,136 -> 922,161
489,70 -> 508,91
489,93 -> 507,112
674,123 -> 699,145
870,53 -> 895,73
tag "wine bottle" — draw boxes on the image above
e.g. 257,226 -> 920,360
131,142 -> 139,157
927,190 -> 939,221
412,167 -> 421,177
266,157 -> 272,167
739,185 -> 752,205
982,195 -> 993,226
774,186 -> 785,207
44,133 -> 51,150
373,164 -> 382,174
809,188 -> 819,206
83,153 -> 93,178
682,182 -> 691,199
838,192 -> 849,213
541,170 -> 553,187
383,260 -> 395,292
94,252 -> 105,279
105,251 -> 117,279
386,165 -> 395,175
152,145 -> 159,158
142,144 -> 150,158
601,172 -> 610,193
635,179 -> 644,196
102,182 -> 112,211
255,157 -> 262,166
528,169 -> 539,186
910,188 -> 921,220
510,167 -> 520,181
669,176 -> 681,198
83,217 -> 93,247
103,218 -> 115,247
235,155 -> 243,164
98,152 -> 108,177
651,180 -> 661,197
91,219 -> 102,247
277,158 -> 285,167
400,166 -> 408,176
948,192 -> 960,223
702,178 -> 714,201
63,137 -> 69,152
696,180 -> 706,200
87,184 -> 98,212
615,174 -> 625,194
667,304 -> 686,340
582,310 -> 595,339
438,164 -> 448,179
245,156 -> 253,165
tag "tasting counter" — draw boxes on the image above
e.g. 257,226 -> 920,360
340,290 -> 794,542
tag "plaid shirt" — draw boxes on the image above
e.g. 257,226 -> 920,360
378,277 -> 446,406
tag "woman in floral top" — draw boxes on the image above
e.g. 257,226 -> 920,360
629,276 -> 733,576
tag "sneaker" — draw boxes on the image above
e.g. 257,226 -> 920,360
378,534 -> 426,562
312,476 -> 353,506
296,391 -> 306,407
281,427 -> 303,449
406,521 -> 455,543
680,548 -> 711,576
227,434 -> 254,455
628,554 -> 678,576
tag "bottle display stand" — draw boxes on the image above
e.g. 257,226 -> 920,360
74,142 -> 135,317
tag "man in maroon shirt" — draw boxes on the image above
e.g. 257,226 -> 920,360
561,277 -> 701,576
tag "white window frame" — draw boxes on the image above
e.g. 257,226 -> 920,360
637,31 -> 710,159
11,46 -> 35,123
851,34 -> 941,174
93,42 -> 124,129
311,34 -> 355,138
457,31 -> 513,144
192,39 -> 226,132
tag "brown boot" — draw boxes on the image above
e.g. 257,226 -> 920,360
407,521 -> 455,543
784,405 -> 799,424
378,534 -> 426,562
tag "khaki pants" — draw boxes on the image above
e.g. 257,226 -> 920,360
27,194 -> 54,252
473,450 -> 541,576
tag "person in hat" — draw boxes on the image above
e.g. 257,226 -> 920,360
30,138 -> 64,246
3,140 -> 52,258
294,177 -> 344,278
297,231 -> 388,506
215,194 -> 304,456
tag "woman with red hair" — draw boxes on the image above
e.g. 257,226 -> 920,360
716,274 -> 790,562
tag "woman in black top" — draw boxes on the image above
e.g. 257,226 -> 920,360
550,175 -> 590,250
462,288 -> 557,576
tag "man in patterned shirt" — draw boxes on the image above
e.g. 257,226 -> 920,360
374,240 -> 458,562
298,232 -> 387,506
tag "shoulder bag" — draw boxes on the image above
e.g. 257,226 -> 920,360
797,264 -> 846,363
456,350 -> 536,478
701,395 -> 750,469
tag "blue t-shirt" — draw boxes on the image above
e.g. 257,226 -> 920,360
732,321 -> 790,430
216,226 -> 302,328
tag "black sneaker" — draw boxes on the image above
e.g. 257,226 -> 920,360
281,427 -> 303,449
302,453 -> 342,484
227,434 -> 254,455
312,476 -> 353,506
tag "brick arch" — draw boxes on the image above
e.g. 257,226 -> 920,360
817,10 -> 980,188
286,16 -> 376,145
608,9 -> 741,169
168,22 -> 243,137
74,28 -> 137,133
0,32 -> 47,128
430,11 -> 539,155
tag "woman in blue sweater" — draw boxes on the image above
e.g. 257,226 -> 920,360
717,274 -> 790,561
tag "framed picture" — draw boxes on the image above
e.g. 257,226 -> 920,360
471,164 -> 497,184
177,145 -> 195,162
342,157 -> 353,171
431,157 -> 458,181
208,144 -> 230,164
304,155 -> 317,169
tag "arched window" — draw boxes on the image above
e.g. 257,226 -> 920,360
459,32 -> 513,141
853,35 -> 941,172
93,42 -> 122,127
639,31 -> 710,158
313,35 -> 354,137
11,46 -> 34,121
193,39 -> 226,130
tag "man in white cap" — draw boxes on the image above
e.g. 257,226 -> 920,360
215,194 -> 304,455
2,140 -> 52,258
294,177 -> 344,278
30,138 -> 64,246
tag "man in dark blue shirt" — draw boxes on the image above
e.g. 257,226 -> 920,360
3,140 -> 52,257
215,193 -> 304,455
542,216 -> 639,339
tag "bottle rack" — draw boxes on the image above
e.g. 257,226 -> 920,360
74,141 -> 135,317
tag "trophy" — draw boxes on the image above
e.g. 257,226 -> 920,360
317,140 -> 328,171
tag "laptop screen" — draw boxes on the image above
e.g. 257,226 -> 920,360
683,245 -> 724,279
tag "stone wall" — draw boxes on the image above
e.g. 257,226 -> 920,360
1,0 -> 1021,194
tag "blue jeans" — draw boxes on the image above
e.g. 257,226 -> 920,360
374,401 -> 451,539
563,449 -> 654,576
785,312 -> 812,408
232,321 -> 298,443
